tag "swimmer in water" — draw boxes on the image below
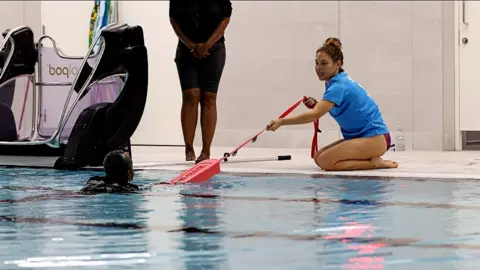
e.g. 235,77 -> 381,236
0,150 -> 142,203
79,150 -> 139,194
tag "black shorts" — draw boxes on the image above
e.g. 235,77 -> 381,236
174,41 -> 226,93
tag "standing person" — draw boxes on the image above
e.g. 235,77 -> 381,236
169,0 -> 233,162
266,37 -> 398,171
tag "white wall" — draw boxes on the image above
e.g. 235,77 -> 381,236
0,2 -> 25,32
211,1 -> 455,151
0,1 -> 42,45
215,1 -> 341,149
117,1 -> 184,146
36,1 -> 458,150
41,1 -> 92,56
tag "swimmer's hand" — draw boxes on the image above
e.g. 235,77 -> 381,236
303,97 -> 318,109
266,119 -> 283,131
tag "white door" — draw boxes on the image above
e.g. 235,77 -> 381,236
459,1 -> 480,131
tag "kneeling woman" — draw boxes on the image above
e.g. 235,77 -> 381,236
267,37 -> 398,171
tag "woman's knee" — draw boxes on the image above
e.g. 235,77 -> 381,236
200,91 -> 217,107
182,88 -> 201,105
314,152 -> 335,171
314,135 -> 387,170
313,144 -> 336,168
313,148 -> 326,163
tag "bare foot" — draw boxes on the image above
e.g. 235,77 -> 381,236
371,157 -> 398,169
185,147 -> 196,161
196,152 -> 210,163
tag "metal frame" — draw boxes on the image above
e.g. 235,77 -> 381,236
0,22 -> 126,148
0,25 -> 38,142
35,35 -> 103,139
0,74 -> 37,141
0,25 -> 23,81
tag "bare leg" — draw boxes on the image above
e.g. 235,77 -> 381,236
324,157 -> 398,171
316,134 -> 398,171
198,91 -> 217,161
181,88 -> 201,161
313,138 -> 345,167
319,138 -> 345,153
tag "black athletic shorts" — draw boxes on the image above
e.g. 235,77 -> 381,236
174,41 -> 226,93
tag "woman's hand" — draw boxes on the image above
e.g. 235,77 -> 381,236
303,97 -> 318,109
193,43 -> 210,58
266,119 -> 283,131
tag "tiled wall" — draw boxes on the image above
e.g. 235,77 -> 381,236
195,1 -> 453,151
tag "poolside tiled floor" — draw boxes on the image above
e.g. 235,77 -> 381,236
2,146 -> 480,180
131,146 -> 480,180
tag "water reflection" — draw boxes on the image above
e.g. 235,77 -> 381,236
314,179 -> 388,269
0,170 -> 49,263
0,170 -> 152,268
176,183 -> 227,270
71,192 -> 149,251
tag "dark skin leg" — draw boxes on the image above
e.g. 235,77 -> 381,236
181,88 -> 201,161
197,91 -> 217,161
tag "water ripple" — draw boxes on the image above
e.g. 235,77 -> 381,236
1,168 -> 480,269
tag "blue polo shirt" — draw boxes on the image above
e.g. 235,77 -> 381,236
322,72 -> 389,140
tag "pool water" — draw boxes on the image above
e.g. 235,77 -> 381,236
1,167 -> 480,269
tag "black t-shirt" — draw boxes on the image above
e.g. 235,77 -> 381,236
169,0 -> 232,46
79,176 -> 139,195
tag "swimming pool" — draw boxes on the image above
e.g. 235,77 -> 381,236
0,167 -> 479,269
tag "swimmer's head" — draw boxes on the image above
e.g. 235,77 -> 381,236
103,150 -> 134,184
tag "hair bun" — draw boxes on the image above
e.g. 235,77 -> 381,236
324,37 -> 342,49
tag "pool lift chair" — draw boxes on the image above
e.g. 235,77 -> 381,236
0,26 -> 37,144
0,24 -> 149,170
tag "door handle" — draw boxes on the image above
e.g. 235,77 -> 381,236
463,0 -> 469,25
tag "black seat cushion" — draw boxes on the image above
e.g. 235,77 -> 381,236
0,102 -> 17,141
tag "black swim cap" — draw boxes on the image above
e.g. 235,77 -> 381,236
103,150 -> 133,183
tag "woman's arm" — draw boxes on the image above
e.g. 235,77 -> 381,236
195,18 -> 230,57
169,18 -> 196,51
281,100 -> 334,126
205,0 -> 232,48
205,18 -> 230,48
